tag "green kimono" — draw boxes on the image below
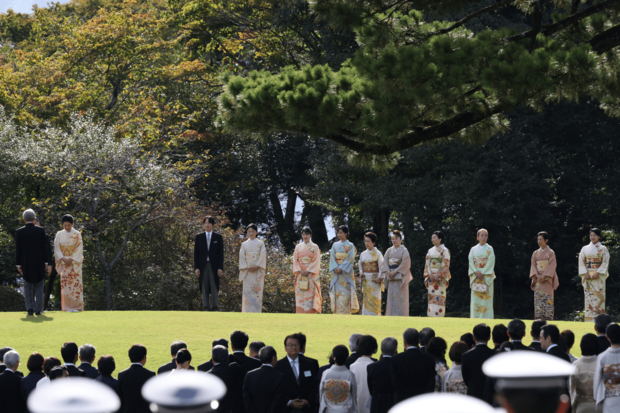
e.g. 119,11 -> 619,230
468,243 -> 496,319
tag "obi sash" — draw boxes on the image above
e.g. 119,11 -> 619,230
335,252 -> 348,265
246,252 -> 259,266
299,256 -> 312,266
473,257 -> 488,269
585,257 -> 602,276
324,379 -> 353,411
388,258 -> 401,270
362,261 -> 379,273
603,363 -> 620,398
429,257 -> 442,273
536,260 -> 548,273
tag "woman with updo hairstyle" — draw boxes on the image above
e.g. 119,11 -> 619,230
468,228 -> 496,319
358,232 -> 384,316
54,214 -> 84,312
380,230 -> 412,316
293,227 -> 322,314
578,228 -> 610,322
328,225 -> 359,314
423,230 -> 451,317
318,345 -> 358,413
239,223 -> 267,313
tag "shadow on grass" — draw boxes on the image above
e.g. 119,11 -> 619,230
20,314 -> 54,322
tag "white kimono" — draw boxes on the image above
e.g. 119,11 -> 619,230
570,355 -> 598,413
578,242 -> 610,322
238,238 -> 267,313
442,364 -> 466,394
358,248 -> 383,316
319,365 -> 358,413
594,347 -> 620,413
350,357 -> 373,413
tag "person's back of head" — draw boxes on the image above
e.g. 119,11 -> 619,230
507,319 -> 526,340
211,346 -> 227,365
296,332 -> 307,352
531,320 -> 547,340
331,345 -> 349,366
212,338 -> 229,349
128,344 -> 147,363
560,330 -> 575,351
403,328 -> 420,348
43,357 -> 61,377
49,365 -> 67,381
492,324 -> 508,345
349,333 -> 362,352
357,335 -> 378,357
380,337 -> 398,356
3,350 -> 20,370
230,331 -> 249,351
449,342 -> 469,363
473,323 -> 491,342
0,347 -> 14,363
595,314 -> 613,334
580,334 -> 600,357
170,341 -> 187,357
258,346 -> 277,365
79,343 -> 96,363
541,325 -> 560,344
249,341 -> 265,356
98,355 -> 116,376
460,333 -> 475,349
61,342 -> 78,364
176,349 -> 192,366
419,327 -> 435,347
426,337 -> 447,362
27,352 -> 44,372
606,323 -> 620,345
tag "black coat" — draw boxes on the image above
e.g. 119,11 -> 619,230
299,354 -> 319,377
230,352 -> 262,377
78,362 -> 100,379
390,348 -> 435,403
198,354 -> 234,373
461,344 -> 495,400
21,371 -> 45,402
194,231 -> 224,278
0,366 -> 23,377
209,362 -> 244,413
118,364 -> 156,413
510,341 -> 532,351
65,364 -> 86,377
243,365 -> 285,413
15,223 -> 51,284
0,370 -> 26,413
547,346 -> 572,363
367,357 -> 394,413
157,359 -> 195,375
598,335 -> 611,353
344,353 -> 359,368
275,357 -> 317,413
529,342 -> 543,352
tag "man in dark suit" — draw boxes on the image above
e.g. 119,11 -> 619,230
244,346 -> 284,413
0,350 -> 26,413
507,319 -> 532,351
491,324 -> 508,351
296,332 -> 319,377
230,331 -> 262,376
461,323 -> 495,400
15,209 -> 52,316
78,343 -> 99,379
61,342 -> 86,377
249,341 -> 265,359
368,338 -> 397,413
528,320 -> 547,352
199,338 -> 231,372
208,345 -> 244,413
595,314 -> 612,353
0,348 -> 24,377
158,340 -> 195,374
541,325 -> 571,362
345,333 -> 362,368
275,334 -> 317,413
419,327 -> 435,354
118,344 -> 156,413
194,216 -> 224,311
390,328 -> 435,403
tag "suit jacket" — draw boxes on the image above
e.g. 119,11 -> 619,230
118,364 -> 156,413
461,344 -> 495,400
345,353 -> 359,368
0,365 -> 23,377
367,357 -> 394,413
198,355 -> 233,373
598,335 -> 611,353
390,348 -> 435,403
275,357 -> 317,413
21,371 -> 45,401
194,231 -> 225,276
96,374 -> 120,397
243,365 -> 284,413
65,364 -> 86,377
78,362 -> 100,379
230,352 -> 262,377
208,362 -> 244,413
0,370 -> 27,413
509,341 -> 532,351
546,346 -> 571,363
299,354 -> 319,377
157,359 -> 195,375
528,341 -> 543,352
15,223 -> 51,284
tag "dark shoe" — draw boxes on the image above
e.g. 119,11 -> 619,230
35,312 -> 41,316
27,309 -> 34,316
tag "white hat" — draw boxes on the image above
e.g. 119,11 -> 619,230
142,370 -> 226,413
28,377 -> 120,413
389,393 -> 496,413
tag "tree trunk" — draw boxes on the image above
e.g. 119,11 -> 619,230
105,268 -> 112,311
301,201 -> 329,248
380,209 -> 390,250
269,189 -> 298,253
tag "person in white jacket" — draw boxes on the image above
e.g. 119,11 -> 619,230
319,345 -> 358,413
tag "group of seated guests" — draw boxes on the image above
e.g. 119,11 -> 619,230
0,315 -> 618,413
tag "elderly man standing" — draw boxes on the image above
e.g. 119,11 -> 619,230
15,209 -> 52,316
0,350 -> 26,413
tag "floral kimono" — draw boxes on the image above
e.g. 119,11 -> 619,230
529,247 -> 559,320
359,247 -> 384,316
239,238 -> 267,313
468,243 -> 496,319
578,242 -> 610,322
293,241 -> 322,314
423,244 -> 451,317
328,240 -> 359,314
380,245 -> 412,316
54,228 -> 84,312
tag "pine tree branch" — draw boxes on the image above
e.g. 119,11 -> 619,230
589,24 -> 620,54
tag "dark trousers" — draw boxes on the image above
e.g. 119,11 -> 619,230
24,279 -> 45,313
201,265 -> 219,310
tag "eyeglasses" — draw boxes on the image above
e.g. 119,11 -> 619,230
286,344 -> 300,348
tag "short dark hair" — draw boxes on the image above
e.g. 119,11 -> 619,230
128,344 -> 147,363
448,342 -> 469,363
60,342 -> 78,363
337,225 -> 349,235
420,327 -> 436,346
170,341 -> 187,356
177,349 -> 192,365
499,341 -> 515,352
284,334 -> 300,347
249,341 -> 265,354
259,346 -> 277,364
0,347 -> 14,361
492,324 -> 508,345
203,216 -> 216,225
537,231 -> 549,241
49,365 -> 67,381
403,328 -> 420,347
61,214 -> 74,224
473,323 -> 491,342
230,331 -> 249,350
392,230 -> 402,239
97,356 -> 116,376
332,345 -> 349,365
460,333 -> 475,349
27,352 -> 44,372
426,337 -> 448,362
247,223 -> 258,232
507,319 -> 526,340
433,231 -> 444,243
590,228 -> 602,238
296,332 -> 308,351
607,323 -> 620,344
301,227 -> 312,235
43,357 -> 61,376
531,320 -> 547,338
595,314 -> 612,334
364,232 -> 377,244
560,330 -> 575,350
541,325 -> 560,344
356,335 -> 378,356
580,333 -> 600,356
212,338 -> 229,348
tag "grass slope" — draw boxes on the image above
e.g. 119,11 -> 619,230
2,311 -> 595,377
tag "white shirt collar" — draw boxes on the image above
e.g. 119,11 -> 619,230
233,351 -> 244,354
510,340 -> 521,343
80,362 -> 91,365
205,231 -> 212,236
546,344 -> 558,352
131,362 -> 143,366
531,340 -> 540,343
476,343 -> 487,346
287,356 -> 298,363
262,364 -> 273,367
64,363 -> 75,367
406,346 -> 418,350
382,355 -> 392,358
4,367 -> 14,373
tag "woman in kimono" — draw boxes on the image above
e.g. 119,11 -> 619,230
381,230 -> 412,316
318,345 -> 358,413
468,228 -> 496,319
54,214 -> 84,312
423,231 -> 451,317
358,232 -> 383,316
238,223 -> 267,313
593,324 -> 620,413
578,228 -> 610,322
293,227 -> 322,314
529,231 -> 559,320
570,334 -> 600,413
328,225 -> 359,314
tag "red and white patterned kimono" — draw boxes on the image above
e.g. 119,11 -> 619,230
423,244 -> 451,317
54,228 -> 84,312
293,241 -> 322,314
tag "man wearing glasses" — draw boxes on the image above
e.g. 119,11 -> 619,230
276,334 -> 317,413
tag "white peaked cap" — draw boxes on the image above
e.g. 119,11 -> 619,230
389,393 -> 497,413
28,377 -> 120,413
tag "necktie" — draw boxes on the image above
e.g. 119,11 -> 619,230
291,360 -> 299,383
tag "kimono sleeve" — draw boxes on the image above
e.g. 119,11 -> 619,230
328,244 -> 338,272
375,249 -> 385,280
293,244 -> 302,275
481,246 -> 495,275
71,232 -> 84,263
529,251 -> 538,280
578,247 -> 587,277
358,250 -> 365,276
543,250 -> 558,279
54,232 -> 62,261
598,247 -> 610,277
339,244 -> 355,274
306,246 -> 321,276
239,242 -> 248,270
440,248 -> 451,279
257,241 -> 267,270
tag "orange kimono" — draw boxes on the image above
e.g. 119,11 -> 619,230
293,241 -> 322,313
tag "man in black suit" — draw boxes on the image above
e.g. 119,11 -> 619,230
390,328 -> 435,403
419,327 -> 435,354
158,340 -> 195,374
275,334 -> 317,413
15,209 -> 52,316
199,338 -> 231,372
0,350 -> 26,413
368,337 -> 397,413
118,344 -> 156,413
194,216 -> 224,311
77,343 -> 99,379
528,320 -> 547,352
491,324 -> 508,351
507,319 -> 532,351
296,332 -> 319,377
208,345 -> 244,413
0,348 -> 24,377
541,325 -> 571,362
345,333 -> 362,368
61,342 -> 86,377
594,313 -> 612,353
249,341 -> 265,359
461,323 -> 495,400
230,331 -> 262,376
244,346 -> 284,413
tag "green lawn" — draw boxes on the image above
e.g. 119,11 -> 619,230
1,311 -> 597,377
